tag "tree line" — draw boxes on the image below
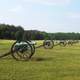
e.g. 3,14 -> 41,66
0,24 -> 80,40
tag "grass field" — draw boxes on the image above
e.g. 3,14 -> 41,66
0,40 -> 80,80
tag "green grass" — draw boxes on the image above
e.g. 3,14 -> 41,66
0,40 -> 80,80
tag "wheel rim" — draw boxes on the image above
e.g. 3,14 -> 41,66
43,40 -> 54,49
11,41 -> 33,61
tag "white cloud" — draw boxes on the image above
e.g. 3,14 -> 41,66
23,0 -> 71,6
9,5 -> 23,13
66,12 -> 80,18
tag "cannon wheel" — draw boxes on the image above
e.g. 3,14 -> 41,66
43,40 -> 54,49
11,41 -> 34,61
28,40 -> 35,54
59,41 -> 67,47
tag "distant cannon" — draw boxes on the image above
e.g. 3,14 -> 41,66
59,40 -> 67,46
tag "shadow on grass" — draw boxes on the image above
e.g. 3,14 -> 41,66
30,57 -> 53,62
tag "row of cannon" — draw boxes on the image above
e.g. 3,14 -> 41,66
0,40 -> 79,61
55,40 -> 79,46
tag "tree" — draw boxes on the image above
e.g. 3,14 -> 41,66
15,31 -> 24,41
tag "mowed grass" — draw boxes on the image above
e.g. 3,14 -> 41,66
0,40 -> 80,80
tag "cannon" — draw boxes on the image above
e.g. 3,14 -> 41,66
0,40 -> 54,61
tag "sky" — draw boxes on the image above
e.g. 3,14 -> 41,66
0,0 -> 80,32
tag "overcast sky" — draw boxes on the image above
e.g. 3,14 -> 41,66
0,0 -> 80,32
